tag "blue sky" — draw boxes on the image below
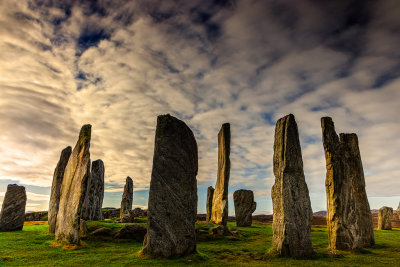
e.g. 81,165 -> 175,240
0,0 -> 399,214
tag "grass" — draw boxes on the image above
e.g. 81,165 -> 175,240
1,221 -> 400,266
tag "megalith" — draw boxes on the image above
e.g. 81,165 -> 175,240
271,114 -> 313,257
321,117 -> 374,250
55,124 -> 91,244
233,189 -> 256,227
48,146 -> 72,233
397,202 -> 400,220
81,159 -> 105,221
120,176 -> 133,218
0,184 -> 27,231
210,123 -> 230,226
378,206 -> 393,230
142,114 -> 198,257
206,186 -> 214,222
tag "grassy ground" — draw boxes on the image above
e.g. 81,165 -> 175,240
1,220 -> 400,266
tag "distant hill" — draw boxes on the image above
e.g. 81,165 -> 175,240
313,210 -> 327,216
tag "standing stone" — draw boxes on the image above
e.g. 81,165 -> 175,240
206,186 -> 214,222
233,189 -> 256,227
271,114 -> 313,257
81,159 -> 105,221
120,176 -> 133,218
142,114 -> 198,257
210,123 -> 230,226
397,202 -> 400,220
378,206 -> 393,230
48,146 -> 72,233
0,184 -> 27,231
55,124 -> 91,244
321,117 -> 374,250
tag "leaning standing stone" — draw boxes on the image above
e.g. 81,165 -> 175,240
211,123 -> 230,226
120,176 -> 133,218
142,114 -> 198,257
48,146 -> 72,233
271,114 -> 313,257
206,186 -> 214,222
55,124 -> 91,244
378,207 -> 393,230
0,184 -> 27,231
233,189 -> 256,227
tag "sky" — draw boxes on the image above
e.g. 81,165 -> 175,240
0,0 -> 399,215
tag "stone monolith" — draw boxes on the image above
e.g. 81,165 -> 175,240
142,114 -> 198,257
0,184 -> 26,232
271,114 -> 313,257
210,123 -> 230,226
81,159 -> 105,221
397,202 -> 400,220
206,186 -> 214,222
378,206 -> 393,230
48,146 -> 72,233
233,189 -> 256,227
321,117 -> 374,250
120,176 -> 133,218
55,124 -> 91,244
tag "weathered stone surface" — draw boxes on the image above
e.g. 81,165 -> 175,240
206,186 -> 214,222
121,210 -> 135,223
211,123 -> 230,226
272,114 -> 313,257
120,176 -> 133,218
321,117 -> 374,250
233,189 -> 256,227
397,202 -> 400,220
91,227 -> 112,236
55,124 -> 91,244
378,206 -> 393,230
81,159 -> 105,221
79,219 -> 88,237
0,184 -> 27,232
115,224 -> 146,241
142,114 -> 198,257
48,146 -> 72,233
26,211 -> 48,221
132,208 -> 147,218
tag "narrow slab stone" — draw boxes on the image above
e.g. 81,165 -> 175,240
0,184 -> 26,232
321,117 -> 374,250
48,146 -> 72,233
206,186 -> 214,222
378,206 -> 393,230
81,159 -> 105,221
120,176 -> 133,218
142,114 -> 198,257
233,189 -> 256,227
271,114 -> 313,257
397,202 -> 400,220
55,124 -> 91,244
210,123 -> 230,226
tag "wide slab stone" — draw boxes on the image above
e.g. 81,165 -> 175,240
210,123 -> 230,226
0,184 -> 27,232
206,186 -> 214,222
48,146 -> 72,233
55,124 -> 91,244
271,114 -> 313,257
120,176 -> 133,218
378,206 -> 393,230
321,117 -> 374,250
142,114 -> 198,257
233,189 -> 256,227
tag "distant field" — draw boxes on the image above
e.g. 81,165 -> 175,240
1,220 -> 400,266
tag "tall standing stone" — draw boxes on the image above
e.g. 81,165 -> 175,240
55,124 -> 91,244
271,114 -> 313,257
0,184 -> 26,231
397,202 -> 400,220
321,117 -> 374,250
206,186 -> 214,222
142,114 -> 198,257
378,206 -> 393,230
48,146 -> 72,233
120,176 -> 133,218
233,189 -> 256,227
211,123 -> 230,226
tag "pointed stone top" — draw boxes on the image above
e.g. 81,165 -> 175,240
126,176 -> 132,182
62,146 -> 72,154
93,159 -> 104,165
78,124 -> 92,143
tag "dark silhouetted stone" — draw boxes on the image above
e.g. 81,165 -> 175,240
272,114 -> 313,257
0,184 -> 26,232
233,189 -> 256,227
211,123 -> 230,226
48,146 -> 72,233
55,124 -> 91,244
206,186 -> 214,222
91,227 -> 112,236
142,114 -> 198,257
79,219 -> 88,237
115,224 -> 146,241
378,206 -> 393,230
120,176 -> 133,218
321,117 -> 374,250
